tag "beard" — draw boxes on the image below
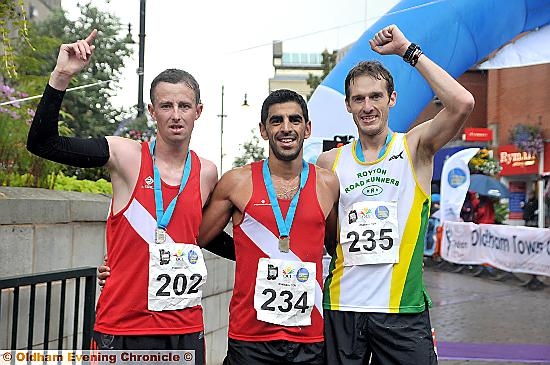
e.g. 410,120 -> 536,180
269,135 -> 304,162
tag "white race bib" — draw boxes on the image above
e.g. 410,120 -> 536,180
340,201 -> 399,266
253,258 -> 316,327
148,243 -> 207,311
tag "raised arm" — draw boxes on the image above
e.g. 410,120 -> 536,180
26,29 -> 116,168
370,25 -> 475,154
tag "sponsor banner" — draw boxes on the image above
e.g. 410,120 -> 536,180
440,148 -> 480,223
0,350 -> 194,364
442,221 -> 550,277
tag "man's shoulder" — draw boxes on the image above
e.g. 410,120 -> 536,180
219,164 -> 253,186
104,137 -> 142,167
316,148 -> 339,170
313,164 -> 339,198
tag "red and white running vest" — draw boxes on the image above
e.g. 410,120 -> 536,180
94,142 -> 204,335
229,160 -> 325,343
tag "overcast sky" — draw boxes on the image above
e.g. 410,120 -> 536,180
61,0 -> 399,172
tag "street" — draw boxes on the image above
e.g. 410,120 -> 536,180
424,261 -> 550,364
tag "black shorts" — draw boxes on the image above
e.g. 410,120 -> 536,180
92,330 -> 205,365
223,338 -> 324,365
324,309 -> 437,365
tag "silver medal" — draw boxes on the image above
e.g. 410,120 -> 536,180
155,228 -> 166,244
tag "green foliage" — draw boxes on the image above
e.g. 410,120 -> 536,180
29,4 -> 134,139
233,130 -> 266,167
494,200 -> 508,224
0,0 -> 33,77
4,171 -> 112,195
117,114 -> 156,141
306,49 -> 338,98
468,149 -> 502,176
53,172 -> 112,194
11,26 -> 61,95
0,83 -> 63,188
1,4 -> 133,186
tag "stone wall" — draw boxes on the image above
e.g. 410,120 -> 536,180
0,187 -> 234,364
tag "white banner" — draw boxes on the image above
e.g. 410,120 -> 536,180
442,221 -> 550,277
439,148 -> 479,223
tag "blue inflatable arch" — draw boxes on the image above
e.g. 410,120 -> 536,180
305,0 -> 550,160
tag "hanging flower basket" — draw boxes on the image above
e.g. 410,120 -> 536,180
509,124 -> 544,156
468,149 -> 502,176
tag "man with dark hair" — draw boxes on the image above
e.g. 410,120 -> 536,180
26,29 -> 229,360
317,24 -> 475,364
198,89 -> 339,364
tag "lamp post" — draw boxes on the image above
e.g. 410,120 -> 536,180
218,85 -> 227,174
136,0 -> 146,117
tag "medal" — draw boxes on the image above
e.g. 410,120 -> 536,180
262,159 -> 309,255
279,236 -> 290,253
149,140 -> 192,246
155,228 -> 166,244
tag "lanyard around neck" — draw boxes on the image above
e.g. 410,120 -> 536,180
262,159 -> 309,238
355,132 -> 393,162
149,139 -> 191,230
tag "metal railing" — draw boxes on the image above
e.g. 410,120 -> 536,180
0,267 -> 96,350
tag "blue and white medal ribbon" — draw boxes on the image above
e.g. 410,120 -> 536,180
149,139 -> 191,244
262,159 -> 309,252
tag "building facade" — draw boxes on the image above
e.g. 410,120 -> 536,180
269,41 -> 324,101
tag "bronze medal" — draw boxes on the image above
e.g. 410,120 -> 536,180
278,236 -> 290,253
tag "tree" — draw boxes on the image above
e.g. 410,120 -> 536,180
306,49 -> 338,98
0,0 -> 33,78
233,130 -> 266,168
0,83 -> 63,188
13,4 -> 132,137
1,3 -> 133,183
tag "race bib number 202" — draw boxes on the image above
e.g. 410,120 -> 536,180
148,243 -> 207,311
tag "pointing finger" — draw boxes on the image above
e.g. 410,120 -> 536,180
85,29 -> 98,45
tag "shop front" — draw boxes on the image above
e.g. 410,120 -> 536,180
498,143 -> 550,227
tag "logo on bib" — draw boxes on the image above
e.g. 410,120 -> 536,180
267,264 -> 278,280
375,205 -> 390,220
349,210 -> 358,224
282,266 -> 294,279
159,249 -> 170,265
296,267 -> 310,282
359,207 -> 373,220
188,250 -> 199,264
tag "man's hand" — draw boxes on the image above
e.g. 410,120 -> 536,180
50,29 -> 98,90
369,24 -> 410,57
97,253 -> 110,289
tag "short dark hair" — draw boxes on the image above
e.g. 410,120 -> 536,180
150,69 -> 201,104
345,61 -> 394,101
261,89 -> 308,125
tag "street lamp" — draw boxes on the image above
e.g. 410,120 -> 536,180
218,85 -> 227,174
136,0 -> 146,117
